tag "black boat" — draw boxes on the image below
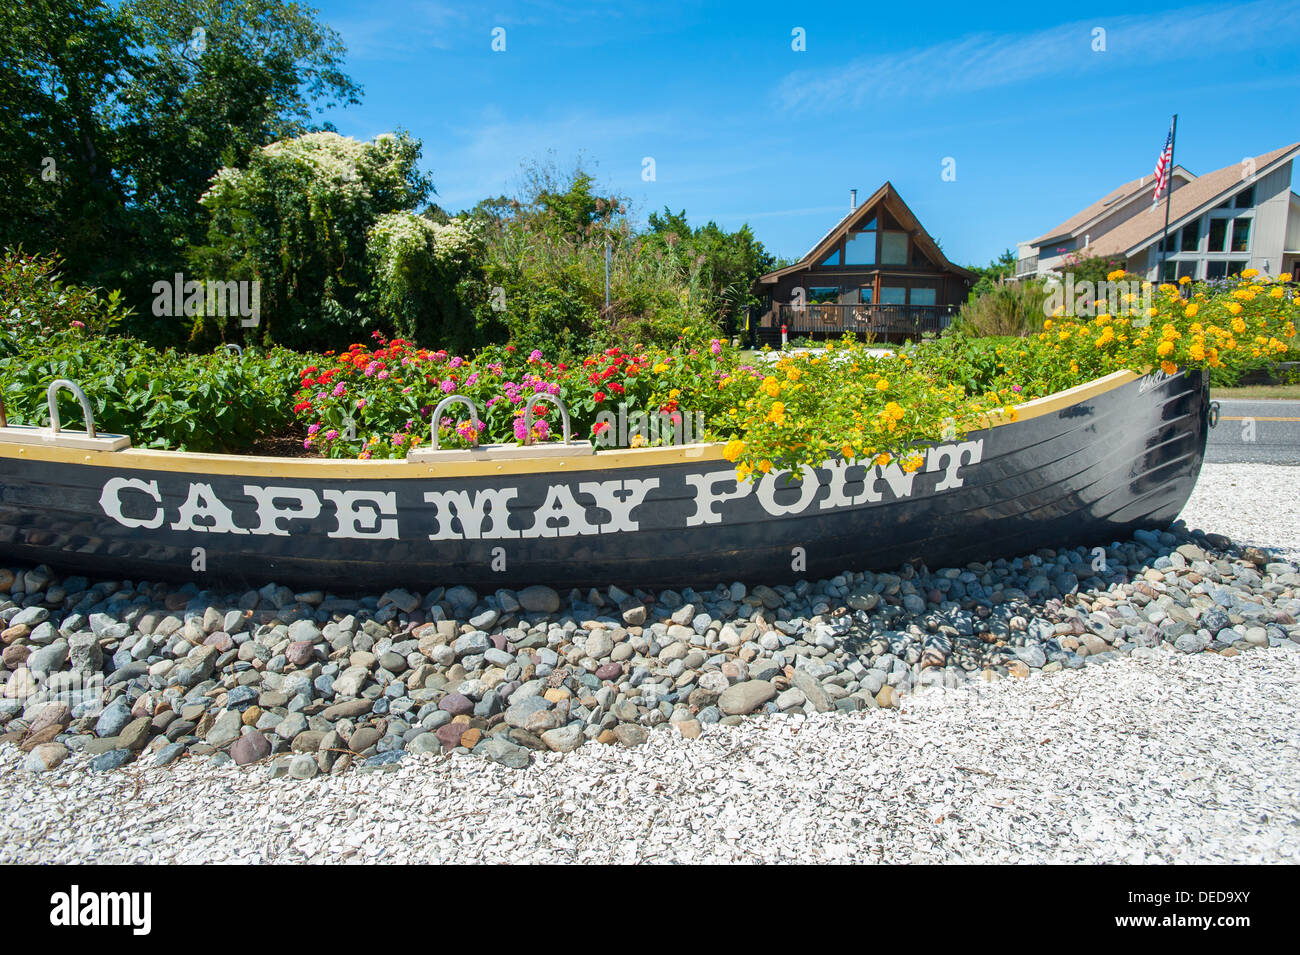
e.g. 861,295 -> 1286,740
0,368 -> 1210,590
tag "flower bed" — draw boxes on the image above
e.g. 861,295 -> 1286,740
295,272 -> 1297,476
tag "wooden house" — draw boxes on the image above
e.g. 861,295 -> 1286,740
753,182 -> 974,344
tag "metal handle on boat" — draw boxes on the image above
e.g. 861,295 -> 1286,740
47,379 -> 97,438
429,395 -> 482,450
522,393 -> 573,446
223,343 -> 243,357
1208,400 -> 1220,429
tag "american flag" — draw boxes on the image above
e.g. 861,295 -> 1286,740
1152,120 -> 1175,203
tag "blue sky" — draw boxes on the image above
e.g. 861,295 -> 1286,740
308,0 -> 1300,267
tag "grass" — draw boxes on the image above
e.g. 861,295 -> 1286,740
1211,384 -> 1300,400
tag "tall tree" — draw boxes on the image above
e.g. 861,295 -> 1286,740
0,0 -> 361,342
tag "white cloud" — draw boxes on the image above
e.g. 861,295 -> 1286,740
777,0 -> 1300,112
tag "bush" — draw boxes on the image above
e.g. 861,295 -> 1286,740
0,329 -> 303,451
950,278 -> 1049,337
0,248 -> 132,345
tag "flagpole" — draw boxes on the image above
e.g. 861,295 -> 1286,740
1158,114 -> 1178,282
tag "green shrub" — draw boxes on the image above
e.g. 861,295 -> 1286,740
951,278 -> 1049,337
0,248 -> 133,345
0,329 -> 304,451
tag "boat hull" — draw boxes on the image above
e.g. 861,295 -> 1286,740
0,369 -> 1209,591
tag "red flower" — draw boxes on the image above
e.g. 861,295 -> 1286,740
609,382 -> 624,395
293,401 -> 312,413
593,391 -> 607,402
593,421 -> 610,435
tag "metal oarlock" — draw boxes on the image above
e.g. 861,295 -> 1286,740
429,395 -> 482,450
0,379 -> 130,451
47,379 -> 98,438
521,393 -> 575,446
223,343 -> 243,357
407,393 -> 593,463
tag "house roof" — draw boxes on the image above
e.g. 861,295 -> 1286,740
1029,167 -> 1193,247
757,182 -> 975,284
1086,142 -> 1300,257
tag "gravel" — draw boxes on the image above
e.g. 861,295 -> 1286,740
1,643 -> 1296,864
1181,463 -> 1300,559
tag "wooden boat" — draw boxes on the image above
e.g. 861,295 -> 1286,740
0,369 -> 1210,591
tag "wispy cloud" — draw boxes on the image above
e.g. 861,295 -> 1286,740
777,0 -> 1300,112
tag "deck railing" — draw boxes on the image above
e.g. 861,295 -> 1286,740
767,302 -> 957,342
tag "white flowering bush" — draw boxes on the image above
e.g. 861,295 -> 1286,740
189,131 -> 483,350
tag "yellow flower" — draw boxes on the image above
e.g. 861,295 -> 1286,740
766,401 -> 786,424
1107,268 -> 1127,281
761,376 -> 781,397
1156,340 -> 1174,357
630,433 -> 647,448
876,379 -> 889,391
652,363 -> 669,374
1280,272 -> 1293,282
723,439 -> 746,462
1178,275 -> 1192,285
1231,317 -> 1246,334
902,453 -> 925,473
1241,268 -> 1259,279
757,459 -> 772,474
1161,360 -> 1178,375
1184,303 -> 1199,318
786,367 -> 801,382
875,452 -> 891,466
1226,302 -> 1243,315
841,443 -> 854,459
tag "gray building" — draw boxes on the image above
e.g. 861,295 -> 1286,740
1017,142 -> 1300,282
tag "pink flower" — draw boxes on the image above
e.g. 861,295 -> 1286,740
377,370 -> 389,379
450,356 -> 464,368
302,438 -> 312,449
355,398 -> 368,409
528,348 -> 543,363
332,382 -> 346,398
324,429 -> 339,441
441,379 -> 455,393
710,339 -> 721,355
307,424 -> 321,436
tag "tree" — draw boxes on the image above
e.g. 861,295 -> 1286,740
644,208 -> 775,335
0,0 -> 361,343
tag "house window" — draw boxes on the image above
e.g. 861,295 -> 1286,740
1231,217 -> 1251,253
821,248 -> 841,266
1208,218 -> 1228,253
1180,220 -> 1200,252
1206,261 -> 1227,279
881,232 -> 909,265
1177,261 -> 1197,280
859,287 -> 873,304
879,287 -> 906,305
844,230 -> 875,265
1228,260 -> 1247,276
808,286 -> 839,304
1236,186 -> 1255,208
911,245 -> 929,268
910,288 -> 937,307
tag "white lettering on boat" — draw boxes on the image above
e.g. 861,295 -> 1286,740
94,440 -> 985,541
99,477 -> 165,529
685,470 -> 754,526
425,488 -> 519,540
322,490 -> 398,540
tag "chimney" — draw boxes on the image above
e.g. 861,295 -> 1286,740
850,188 -> 858,211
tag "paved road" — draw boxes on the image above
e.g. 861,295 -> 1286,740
1206,399 -> 1300,464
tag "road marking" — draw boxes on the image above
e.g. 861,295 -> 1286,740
1220,415 -> 1300,422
